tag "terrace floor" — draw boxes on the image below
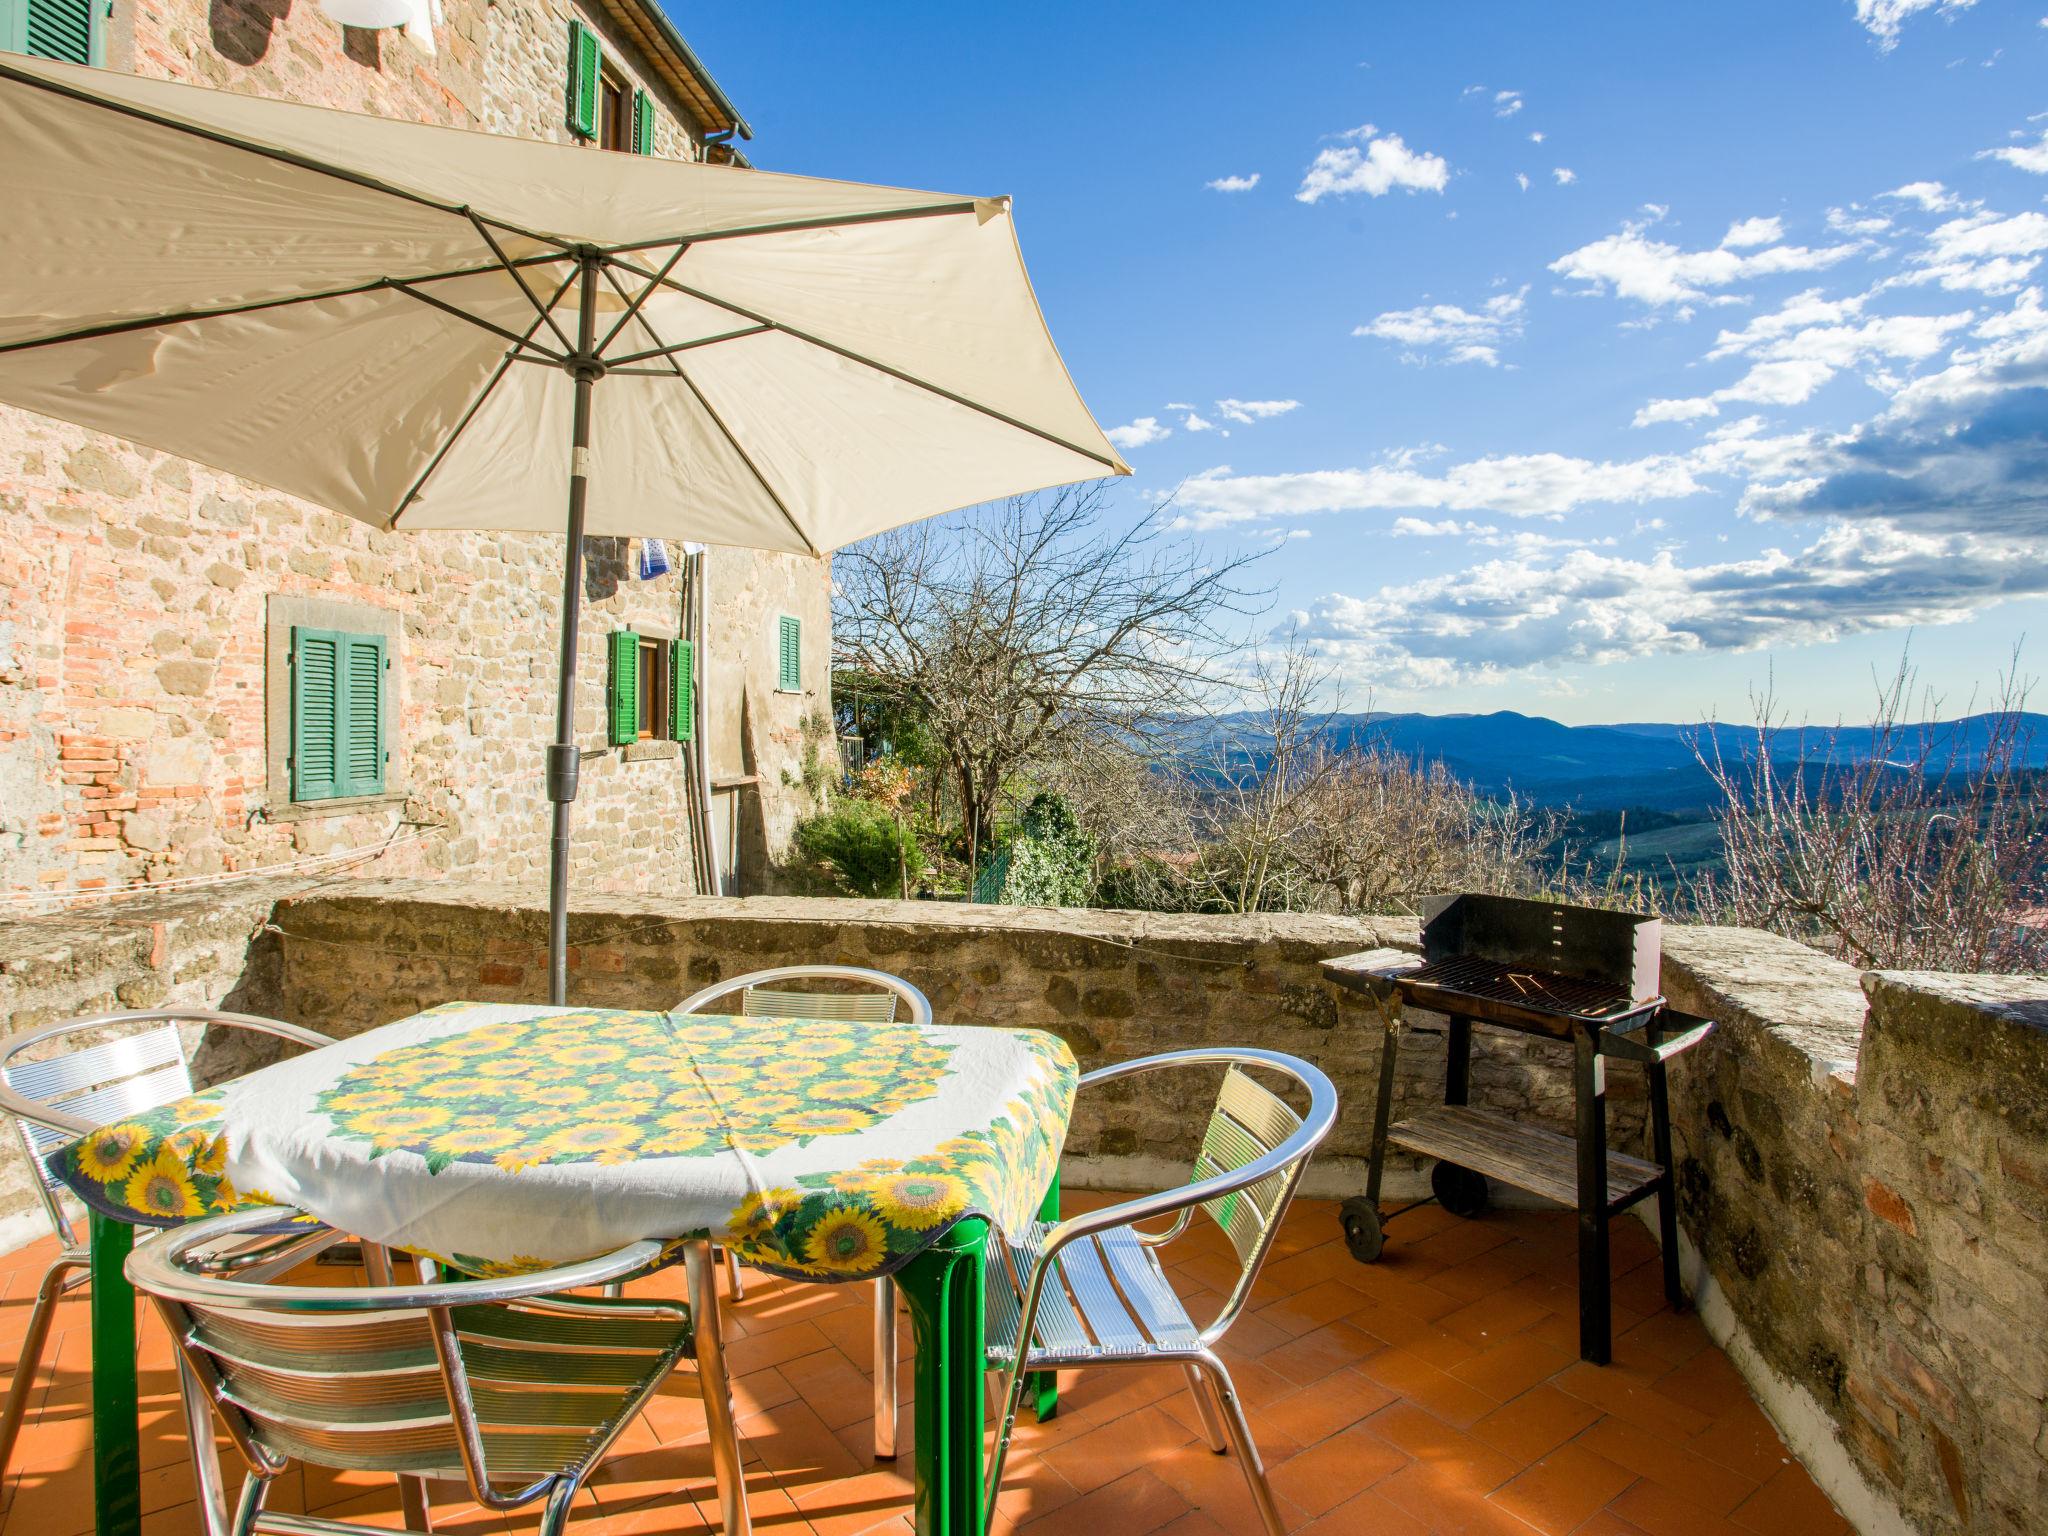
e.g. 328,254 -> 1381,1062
0,1194 -> 1849,1536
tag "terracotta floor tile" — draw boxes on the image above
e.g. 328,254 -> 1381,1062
1251,1277 -> 1372,1340
1374,1463 -> 1547,1536
1260,1319 -> 1385,1388
1570,1512 -> 1655,1536
1471,1386 -> 1604,1466
1357,1346 -> 1502,1430
1258,1368 -> 1397,1450
1036,1403 -> 1195,1495
1677,1403 -> 1796,1488
1295,1488 -> 1432,1536
1728,1465 -> 1850,1536
1552,1363 -> 1714,1441
1576,1417 -> 1758,1516
1146,1439 -> 1304,1536
1489,1443 -> 1639,1536
1266,1421 -> 1408,1518
1452,1333 -> 1578,1404
1365,1400 -> 1522,1493
1013,1468 -> 1190,1536
1440,1289 -> 1556,1349
1606,1479 -> 1749,1536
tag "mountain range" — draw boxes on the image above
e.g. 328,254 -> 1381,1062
1197,710 -> 2048,813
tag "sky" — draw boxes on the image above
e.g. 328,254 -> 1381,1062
672,0 -> 2048,725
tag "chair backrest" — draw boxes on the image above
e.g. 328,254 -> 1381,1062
3,1020 -> 192,1244
1194,1065 -> 1306,1268
0,1009 -> 338,1249
128,1209 -> 688,1506
675,964 -> 933,1026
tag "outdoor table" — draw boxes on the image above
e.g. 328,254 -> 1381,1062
53,1002 -> 1078,1536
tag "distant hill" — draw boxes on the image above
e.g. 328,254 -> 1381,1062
1186,709 -> 2048,813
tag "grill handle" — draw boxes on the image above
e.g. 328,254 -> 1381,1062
1597,1009 -> 1713,1064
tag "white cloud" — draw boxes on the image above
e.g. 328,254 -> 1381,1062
1105,416 -> 1170,450
1391,517 -> 1496,537
1722,216 -> 1785,249
1168,450 -> 1704,530
1853,0 -> 1979,53
1182,410 -> 1219,433
1494,90 -> 1524,118
1215,398 -> 1301,424
1355,288 -> 1529,367
1551,216 -> 1863,307
1205,173 -> 1261,193
1891,210 -> 2048,294
1291,518 -> 2045,688
1637,294 -> 1975,425
1981,127 -> 2048,175
1553,167 -> 1578,186
1880,179 -> 1968,212
1827,205 -> 1892,236
1296,126 -> 1450,203
1529,131 -> 1546,144
1516,173 -> 1531,192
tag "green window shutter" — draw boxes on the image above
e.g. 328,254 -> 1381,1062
339,633 -> 387,797
671,639 -> 694,742
566,20 -> 601,140
608,630 -> 640,746
290,627 -> 342,803
291,629 -> 387,802
632,87 -> 655,155
777,615 -> 801,693
18,0 -> 95,63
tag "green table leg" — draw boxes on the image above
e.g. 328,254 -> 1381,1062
89,1212 -> 141,1536
1027,1172 -> 1058,1422
898,1216 -> 987,1536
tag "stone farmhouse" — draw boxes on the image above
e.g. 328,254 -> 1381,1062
0,0 -> 833,907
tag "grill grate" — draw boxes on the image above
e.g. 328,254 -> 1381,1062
1403,955 -> 1637,1020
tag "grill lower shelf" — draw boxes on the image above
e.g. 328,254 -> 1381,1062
1389,1106 -> 1662,1211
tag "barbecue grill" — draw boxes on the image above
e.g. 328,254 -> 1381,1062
1323,893 -> 1713,1364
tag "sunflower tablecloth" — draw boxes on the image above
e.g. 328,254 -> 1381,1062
53,1003 -> 1076,1280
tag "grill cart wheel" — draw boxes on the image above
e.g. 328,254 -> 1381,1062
1339,1196 -> 1384,1262
1431,1160 -> 1490,1218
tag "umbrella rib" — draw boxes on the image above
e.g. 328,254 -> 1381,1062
595,244 -> 691,359
672,363 -> 821,556
467,210 -> 574,354
0,257 -> 565,358
390,266 -> 583,526
0,58 -> 571,255
386,280 -> 567,361
603,324 -> 771,368
598,201 -> 985,255
616,265 -> 1125,474
597,263 -> 686,378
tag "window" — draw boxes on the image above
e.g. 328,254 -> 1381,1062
598,69 -> 628,152
610,632 -> 694,746
1,0 -> 98,64
566,19 -> 601,140
290,627 -> 387,803
777,615 -> 802,693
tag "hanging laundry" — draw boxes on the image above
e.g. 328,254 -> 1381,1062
637,537 -> 673,580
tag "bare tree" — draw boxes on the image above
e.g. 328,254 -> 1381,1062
1691,655 -> 2048,972
833,484 -> 1266,867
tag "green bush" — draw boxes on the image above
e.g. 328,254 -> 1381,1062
793,799 -> 924,898
995,792 -> 1097,907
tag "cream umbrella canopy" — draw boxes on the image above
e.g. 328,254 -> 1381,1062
0,56 -> 1128,1000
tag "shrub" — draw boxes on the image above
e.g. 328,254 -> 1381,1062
792,799 -> 924,899
995,792 -> 1097,907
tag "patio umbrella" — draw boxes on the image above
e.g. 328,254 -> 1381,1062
0,55 -> 1129,1002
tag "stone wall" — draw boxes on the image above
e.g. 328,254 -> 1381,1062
1661,933 -> 2048,1536
0,0 -> 831,906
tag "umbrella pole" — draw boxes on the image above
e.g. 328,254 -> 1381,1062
546,250 -> 604,1006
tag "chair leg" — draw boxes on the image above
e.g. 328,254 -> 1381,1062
1182,1363 -> 1228,1454
685,1242 -> 752,1536
228,1472 -> 268,1536
872,1274 -> 899,1460
397,1474 -> 434,1534
176,1358 -> 233,1536
725,1246 -> 745,1301
0,1253 -> 82,1475
535,1477 -> 579,1536
1196,1349 -> 1286,1536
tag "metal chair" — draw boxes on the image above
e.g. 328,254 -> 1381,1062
0,1007 -> 340,1484
983,1048 -> 1338,1536
672,964 -> 933,1461
126,1207 -> 752,1536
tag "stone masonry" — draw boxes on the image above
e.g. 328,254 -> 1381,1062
0,0 -> 832,907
